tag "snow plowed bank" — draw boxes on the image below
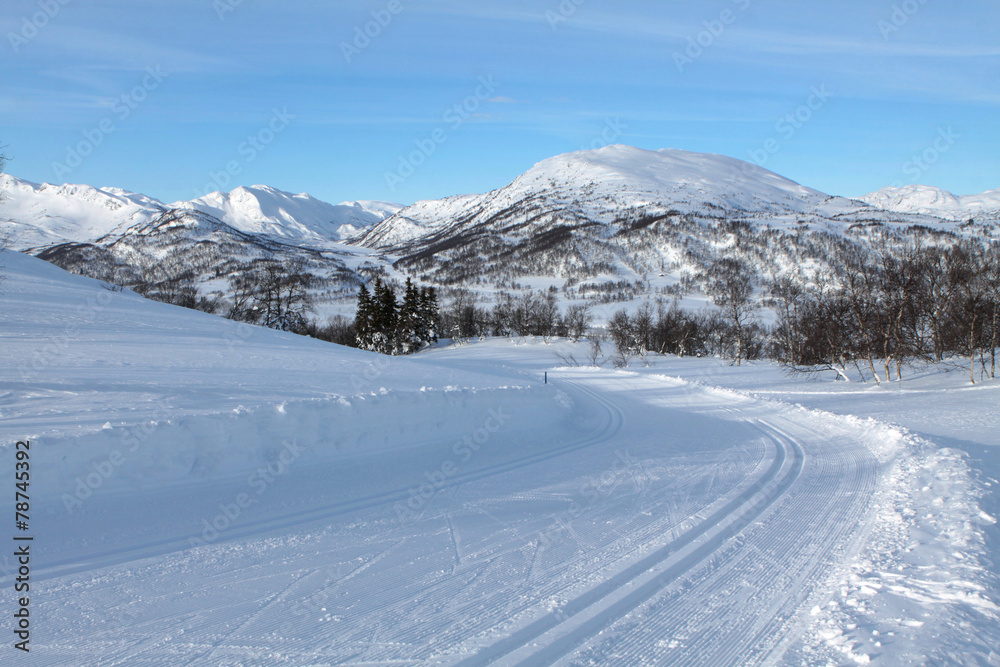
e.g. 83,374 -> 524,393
27,384 -> 563,499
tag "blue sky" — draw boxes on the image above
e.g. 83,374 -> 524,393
2,0 -> 998,205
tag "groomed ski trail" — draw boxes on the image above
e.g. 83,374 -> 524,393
29,369 -> 884,666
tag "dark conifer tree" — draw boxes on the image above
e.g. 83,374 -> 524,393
355,283 -> 374,350
397,278 -> 421,353
419,286 -> 440,343
369,277 -> 398,354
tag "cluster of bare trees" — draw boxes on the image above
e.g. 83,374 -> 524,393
606,301 -> 761,367
605,257 -> 765,367
227,260 -> 313,334
438,289 -> 592,342
771,239 -> 1000,384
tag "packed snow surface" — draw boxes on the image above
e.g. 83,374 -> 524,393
1,250 -> 997,665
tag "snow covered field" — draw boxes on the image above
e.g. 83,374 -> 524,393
2,250 -> 997,665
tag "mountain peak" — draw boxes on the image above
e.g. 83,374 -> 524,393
358,145 -> 848,250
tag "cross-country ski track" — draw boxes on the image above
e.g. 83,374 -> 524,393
23,366 -> 891,666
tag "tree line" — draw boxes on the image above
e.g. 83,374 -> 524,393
771,238 -> 1000,384
433,288 -> 592,342
220,238 -> 999,382
604,239 -> 1000,384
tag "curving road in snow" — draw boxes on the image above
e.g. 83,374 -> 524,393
23,364 -> 889,666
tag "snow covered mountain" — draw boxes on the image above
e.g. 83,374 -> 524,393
861,184 -> 1000,221
178,186 -> 403,244
0,176 -> 402,318
357,145 -> 867,251
354,145 -> 975,292
0,173 -> 167,248
0,174 -> 401,250
5,146 -> 995,320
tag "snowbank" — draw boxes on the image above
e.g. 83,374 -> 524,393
0,251 -> 567,500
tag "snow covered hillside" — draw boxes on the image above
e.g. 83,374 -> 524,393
0,177 -> 404,321
0,173 -> 167,249
0,250 -> 558,495
355,144 -> 943,253
2,248 -> 995,664
352,146 -> 997,309
5,147 -> 999,330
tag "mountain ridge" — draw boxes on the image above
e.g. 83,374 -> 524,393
0,174 -> 401,250
3,146 -> 996,322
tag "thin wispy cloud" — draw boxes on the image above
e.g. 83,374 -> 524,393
1,0 -> 996,203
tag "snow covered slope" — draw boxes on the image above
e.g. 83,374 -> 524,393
0,249 -> 561,492
861,184 -> 1000,221
0,177 -> 403,316
353,145 -> 970,294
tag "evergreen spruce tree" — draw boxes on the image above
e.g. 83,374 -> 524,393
371,277 -> 398,354
419,286 -> 440,344
398,278 -> 421,353
354,283 -> 374,350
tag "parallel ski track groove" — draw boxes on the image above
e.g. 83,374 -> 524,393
454,416 -> 802,666
592,418 -> 879,667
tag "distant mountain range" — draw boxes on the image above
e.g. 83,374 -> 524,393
2,146 -> 997,319
0,174 -> 401,250
860,184 -> 1000,221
